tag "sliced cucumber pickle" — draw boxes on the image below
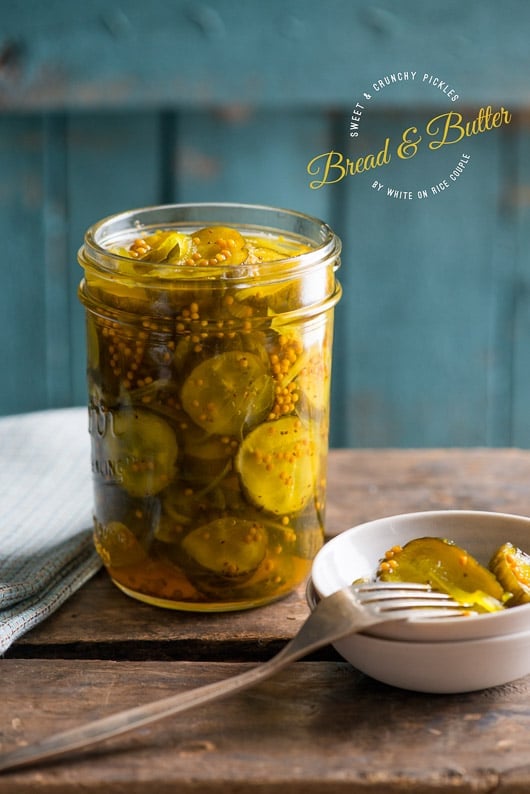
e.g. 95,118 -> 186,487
247,245 -> 293,263
162,485 -> 196,526
246,236 -> 310,262
296,350 -> 329,413
264,519 -> 324,560
94,520 -> 147,568
122,230 -> 192,264
182,518 -> 268,578
490,542 -> 530,606
85,272 -> 149,313
106,408 -> 178,497
182,426 -> 234,479
377,536 -> 507,612
181,350 -> 274,436
236,416 -> 318,515
86,314 -> 100,370
193,226 -> 248,265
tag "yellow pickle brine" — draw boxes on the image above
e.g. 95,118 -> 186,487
78,203 -> 341,610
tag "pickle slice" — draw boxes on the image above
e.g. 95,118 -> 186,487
377,536 -> 507,613
106,408 -> 178,497
182,518 -> 268,578
193,226 -> 248,265
296,347 -> 329,414
181,350 -> 274,436
490,542 -> 530,606
246,236 -> 310,262
126,230 -> 192,264
85,272 -> 149,313
236,416 -> 317,515
264,519 -> 324,560
94,520 -> 147,568
182,426 -> 234,483
162,485 -> 196,527
86,314 -> 100,371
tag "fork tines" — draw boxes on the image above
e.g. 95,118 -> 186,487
350,581 -> 472,614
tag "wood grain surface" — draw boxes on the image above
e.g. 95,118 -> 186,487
8,448 -> 530,658
2,659 -> 530,793
1,0 -> 529,109
2,2 -> 530,453
3,447 -> 530,791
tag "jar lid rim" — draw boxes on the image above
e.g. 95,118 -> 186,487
80,202 -> 341,280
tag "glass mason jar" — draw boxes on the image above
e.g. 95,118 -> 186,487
78,203 -> 342,611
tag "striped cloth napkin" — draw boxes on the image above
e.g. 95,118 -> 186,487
0,407 -> 101,653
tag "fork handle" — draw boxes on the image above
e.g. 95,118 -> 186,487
0,661 -> 282,773
0,588 -> 369,774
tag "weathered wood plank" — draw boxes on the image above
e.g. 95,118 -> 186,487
1,659 -> 530,792
8,448 -> 530,657
0,106 -> 526,449
42,114 -> 72,408
175,108 -> 333,221
65,111 -> 165,405
3,448 -> 530,790
330,110 -> 510,447
6,572 -> 312,661
511,120 -> 530,446
0,117 -> 49,414
0,0 -> 528,109
1,0 -> 529,452
324,447 -> 530,531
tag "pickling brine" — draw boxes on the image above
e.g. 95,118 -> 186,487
78,203 -> 341,610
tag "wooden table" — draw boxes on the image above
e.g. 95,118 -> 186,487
3,448 -> 530,793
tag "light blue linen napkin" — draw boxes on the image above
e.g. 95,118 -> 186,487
0,407 -> 101,653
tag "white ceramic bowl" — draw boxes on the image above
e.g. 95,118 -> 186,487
312,510 -> 530,642
306,579 -> 530,693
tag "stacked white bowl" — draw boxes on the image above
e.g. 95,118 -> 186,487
309,510 -> 530,693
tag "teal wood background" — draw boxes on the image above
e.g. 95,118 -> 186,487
1,0 -> 530,449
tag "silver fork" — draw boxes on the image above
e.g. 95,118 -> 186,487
0,582 -> 469,774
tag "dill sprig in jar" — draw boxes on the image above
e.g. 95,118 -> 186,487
78,203 -> 341,611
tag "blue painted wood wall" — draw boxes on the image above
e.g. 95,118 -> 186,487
1,0 -> 530,449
